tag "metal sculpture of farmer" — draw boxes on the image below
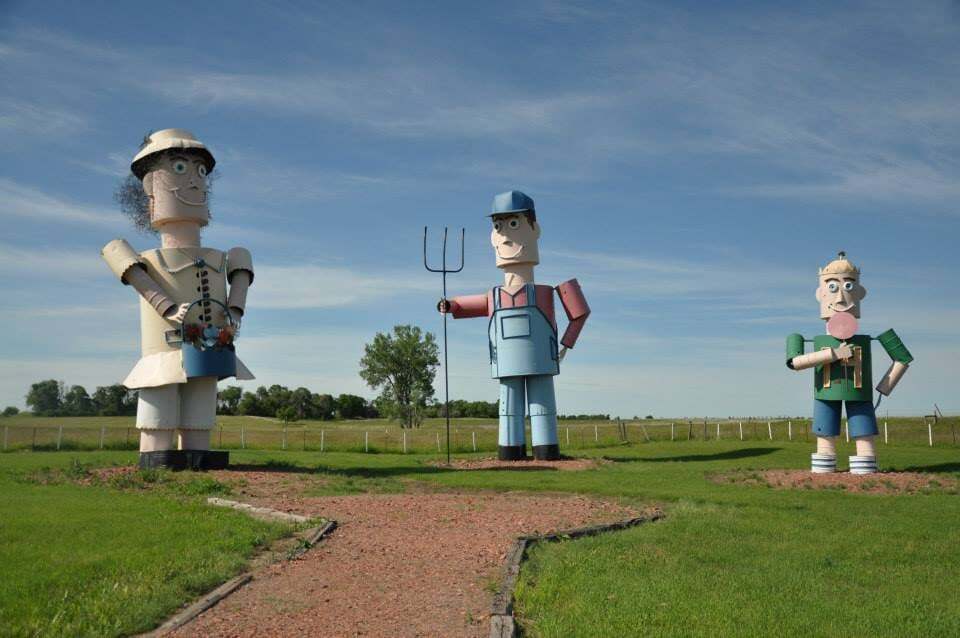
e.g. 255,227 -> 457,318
101,129 -> 254,470
439,191 -> 590,461
785,252 -> 913,474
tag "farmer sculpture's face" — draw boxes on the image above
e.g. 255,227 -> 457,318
490,213 -> 540,268
816,271 -> 866,319
142,153 -> 210,229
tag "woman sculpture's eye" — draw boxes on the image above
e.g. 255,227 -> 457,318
173,161 -> 187,174
198,164 -> 207,177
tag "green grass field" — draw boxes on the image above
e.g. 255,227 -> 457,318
0,452 -> 295,638
1,439 -> 958,637
2,414 -> 956,454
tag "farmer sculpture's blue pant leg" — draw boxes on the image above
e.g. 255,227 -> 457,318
528,374 -> 559,460
499,377 -> 526,459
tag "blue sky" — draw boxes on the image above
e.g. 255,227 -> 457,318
1,1 -> 958,417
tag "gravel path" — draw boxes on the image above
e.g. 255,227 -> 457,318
172,490 -> 637,637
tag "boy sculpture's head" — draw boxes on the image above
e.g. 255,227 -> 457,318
131,129 -> 215,230
816,252 -> 866,320
489,190 -> 541,269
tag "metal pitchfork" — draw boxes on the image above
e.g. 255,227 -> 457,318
423,226 -> 465,464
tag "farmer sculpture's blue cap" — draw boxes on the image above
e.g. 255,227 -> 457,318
489,190 -> 536,218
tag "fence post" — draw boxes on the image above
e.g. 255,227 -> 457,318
702,420 -> 707,440
640,422 -> 651,442
738,421 -> 743,441
364,431 -> 369,453
884,421 -> 888,445
594,424 -> 599,442
402,430 -> 407,454
671,423 -> 675,441
436,432 -> 441,453
241,425 -> 245,449
99,425 -> 105,450
716,422 -> 720,439
928,422 -> 934,447
282,427 -> 287,450
473,431 -> 478,452
2,425 -> 7,451
125,427 -> 130,447
303,428 -> 307,451
320,429 -> 325,452
33,427 -> 37,449
845,420 -> 849,443
566,428 -> 570,446
219,425 -> 223,448
767,421 -> 772,440
788,421 -> 792,441
57,424 -> 63,451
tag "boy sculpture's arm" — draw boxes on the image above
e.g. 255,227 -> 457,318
785,333 -> 852,371
102,238 -> 188,322
875,329 -> 913,396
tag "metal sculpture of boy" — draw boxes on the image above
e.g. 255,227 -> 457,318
786,252 -> 913,474
439,191 -> 590,460
101,129 -> 254,469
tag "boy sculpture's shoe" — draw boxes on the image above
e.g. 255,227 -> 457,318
849,455 -> 878,475
811,453 -> 837,473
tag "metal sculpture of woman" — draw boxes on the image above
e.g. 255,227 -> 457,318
102,129 -> 254,469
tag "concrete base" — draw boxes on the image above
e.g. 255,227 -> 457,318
498,445 -> 527,461
532,444 -> 560,461
139,450 -> 229,471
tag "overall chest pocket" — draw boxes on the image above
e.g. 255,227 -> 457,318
500,315 -> 531,339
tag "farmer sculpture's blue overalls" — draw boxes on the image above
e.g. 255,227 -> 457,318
489,283 -> 559,459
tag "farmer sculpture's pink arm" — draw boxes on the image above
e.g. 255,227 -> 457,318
556,278 -> 590,349
444,292 -> 492,319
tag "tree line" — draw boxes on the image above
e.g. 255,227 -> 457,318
218,385 -> 378,421
25,380 -> 138,417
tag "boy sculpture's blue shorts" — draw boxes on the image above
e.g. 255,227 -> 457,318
813,399 -> 878,438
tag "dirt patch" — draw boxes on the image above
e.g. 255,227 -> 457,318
428,456 -> 608,472
713,469 -> 959,494
171,490 -> 641,638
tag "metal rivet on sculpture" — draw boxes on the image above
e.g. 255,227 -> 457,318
102,129 -> 255,470
785,252 -> 913,474
439,191 -> 591,461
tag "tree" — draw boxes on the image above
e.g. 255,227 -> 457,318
336,393 -> 368,419
62,385 -> 95,416
92,384 -> 137,416
26,380 -> 63,416
2,406 -> 19,417
359,325 -> 439,428
313,393 -> 336,420
276,405 -> 298,423
218,386 -> 243,415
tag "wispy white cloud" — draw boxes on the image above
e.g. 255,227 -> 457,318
0,178 -> 116,227
0,98 -> 87,137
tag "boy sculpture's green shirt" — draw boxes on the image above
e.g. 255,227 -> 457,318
786,329 -> 913,402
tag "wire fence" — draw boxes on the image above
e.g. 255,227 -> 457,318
1,417 -> 957,454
